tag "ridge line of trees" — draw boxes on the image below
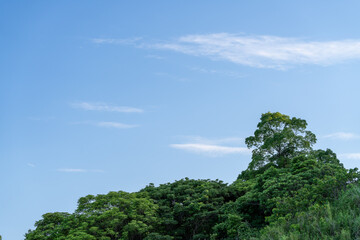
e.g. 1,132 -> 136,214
24,112 -> 360,240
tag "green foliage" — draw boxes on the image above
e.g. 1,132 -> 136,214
243,112 -> 316,177
75,191 -> 159,239
25,192 -> 160,240
231,149 -> 358,228
261,184 -> 360,240
25,212 -> 73,240
264,150 -> 355,223
234,113 -> 358,229
141,178 -> 235,240
25,112 -> 360,240
211,202 -> 260,240
144,233 -> 174,240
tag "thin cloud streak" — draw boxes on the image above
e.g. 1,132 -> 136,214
170,143 -> 250,157
190,67 -> 246,79
92,37 -> 142,45
179,136 -> 244,145
145,54 -> 165,60
151,33 -> 360,69
57,168 -> 104,173
323,132 -> 360,140
97,121 -> 138,129
71,102 -> 143,113
70,121 -> 139,129
339,153 -> 360,160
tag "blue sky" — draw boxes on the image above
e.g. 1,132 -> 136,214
1,1 -> 360,239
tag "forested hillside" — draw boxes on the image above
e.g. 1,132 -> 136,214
25,112 -> 360,240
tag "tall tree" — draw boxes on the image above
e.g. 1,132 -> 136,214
243,112 -> 316,177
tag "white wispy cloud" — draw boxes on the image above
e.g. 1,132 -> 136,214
92,37 -> 142,45
97,121 -> 138,129
70,121 -> 139,129
170,136 -> 249,157
150,33 -> 360,69
28,116 -> 56,121
190,67 -> 245,79
155,72 -> 189,82
179,136 -> 243,145
323,132 -> 360,140
339,153 -> 360,160
57,168 -> 104,173
71,102 -> 143,113
145,54 -> 165,60
27,163 -> 35,167
170,143 -> 250,157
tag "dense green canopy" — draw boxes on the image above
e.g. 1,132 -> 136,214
25,112 -> 360,240
141,178 -> 236,239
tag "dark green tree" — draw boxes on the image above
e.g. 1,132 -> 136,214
25,212 -> 75,240
74,191 -> 159,240
141,178 -> 235,240
26,191 -> 162,240
229,112 -> 358,238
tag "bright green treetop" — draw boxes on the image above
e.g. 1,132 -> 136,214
245,112 -> 316,172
